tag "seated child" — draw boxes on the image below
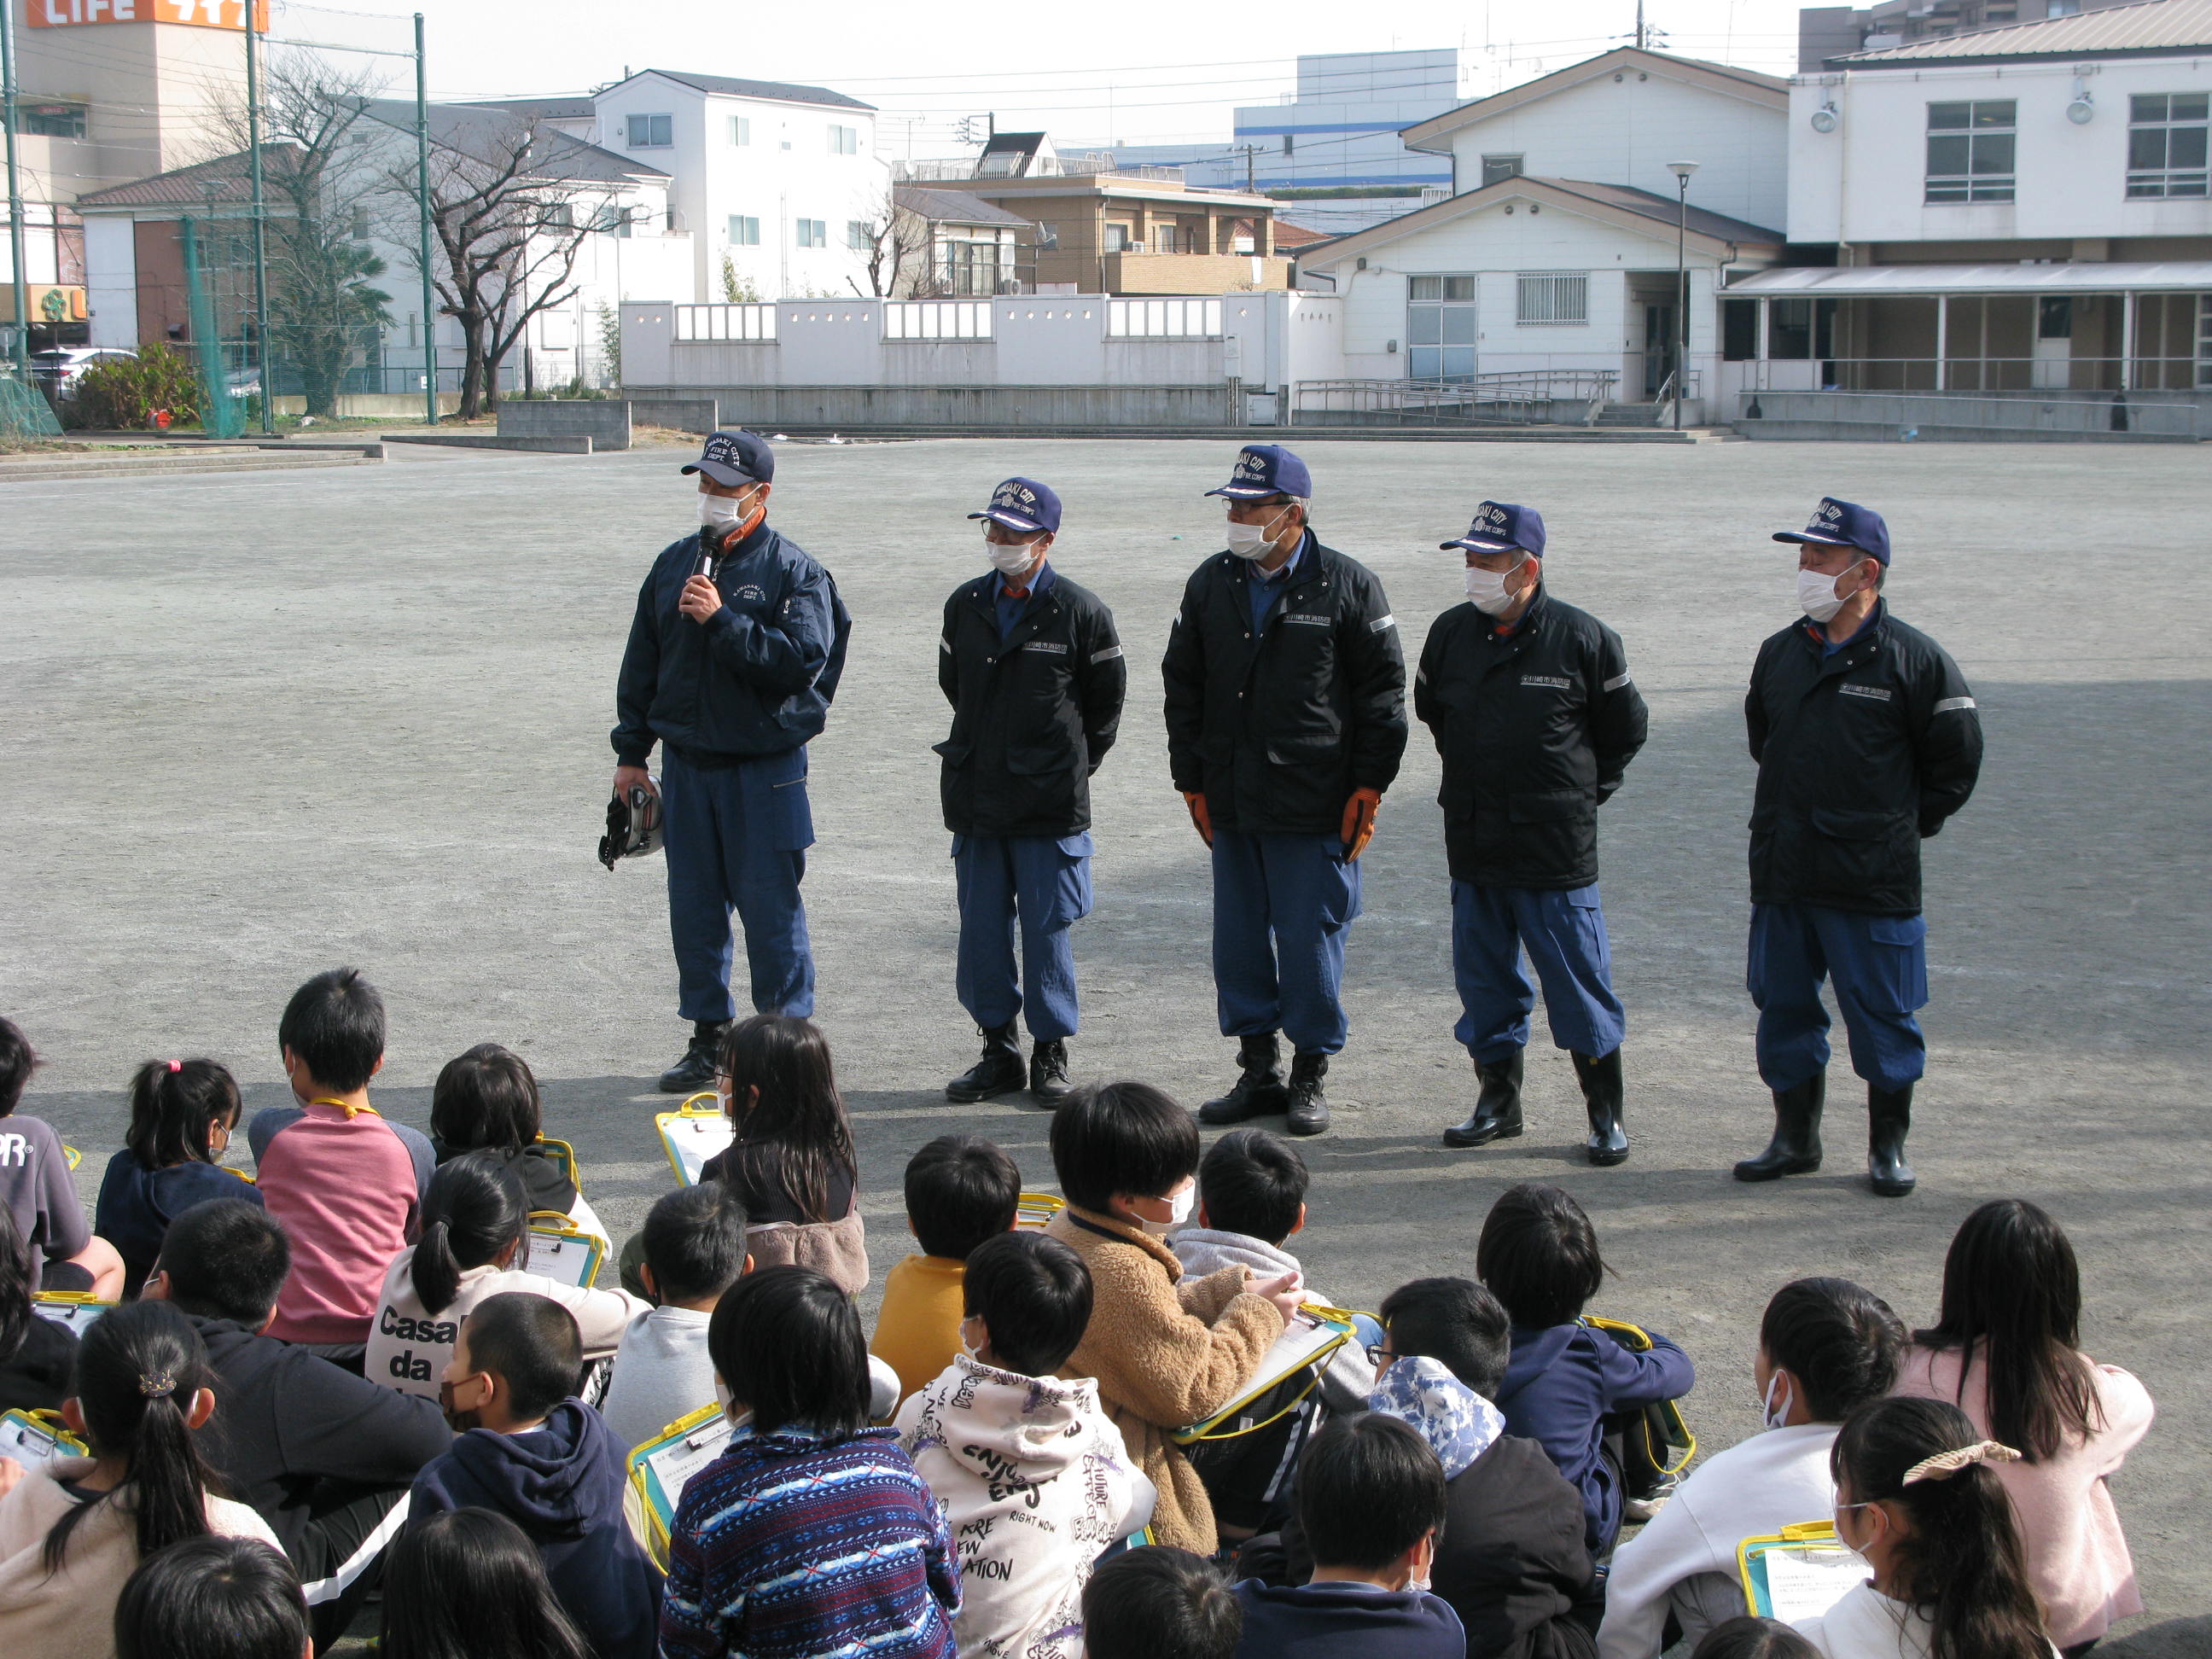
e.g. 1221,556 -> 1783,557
0,1015 -> 125,1298
1690,1618 -> 1822,1659
430,1043 -> 605,1243
96,1058 -> 265,1297
0,1301 -> 282,1659
1603,1278 -> 1906,1659
1083,1546 -> 1244,1659
0,1204 -> 78,1414
660,1266 -> 958,1659
365,1151 -> 644,1399
381,1508 -> 591,1659
1043,1083 -> 1299,1557
1794,1396 -> 2051,1659
1478,1182 -> 1694,1556
601,1182 -> 752,1450
114,1536 -> 308,1659
409,1292 -> 660,1659
1231,1414 -> 1466,1659
871,1132 -> 1020,1406
248,969 -> 434,1344
897,1230 -> 1148,1657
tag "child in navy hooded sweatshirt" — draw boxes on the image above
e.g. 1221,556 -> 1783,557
409,1291 -> 659,1659
1477,1184 -> 1693,1557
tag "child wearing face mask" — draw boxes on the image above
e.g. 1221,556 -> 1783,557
96,1057 -> 263,1298
1041,1082 -> 1301,1556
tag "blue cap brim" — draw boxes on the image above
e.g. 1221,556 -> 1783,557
1773,531 -> 1860,548
1206,484 -> 1281,498
683,460 -> 757,486
969,509 -> 1048,533
1443,535 -> 1530,553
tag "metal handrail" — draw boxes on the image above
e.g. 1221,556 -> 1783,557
1294,371 -> 1621,427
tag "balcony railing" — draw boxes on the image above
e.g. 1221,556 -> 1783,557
1293,371 -> 1621,427
895,156 -> 1185,184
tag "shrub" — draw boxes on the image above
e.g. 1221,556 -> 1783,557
64,344 -> 204,431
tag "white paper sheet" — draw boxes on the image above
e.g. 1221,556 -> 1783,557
1763,1548 -> 1871,1622
659,1114 -> 735,1186
527,1227 -> 607,1289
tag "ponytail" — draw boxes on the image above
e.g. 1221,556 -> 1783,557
125,1059 -> 242,1170
410,1152 -> 529,1315
1832,1397 -> 2046,1659
44,1301 -> 222,1574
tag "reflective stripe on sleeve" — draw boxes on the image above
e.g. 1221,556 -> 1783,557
1091,645 -> 1124,665
1603,672 -> 1633,692
1933,696 -> 1976,713
939,637 -> 952,654
1371,614 -> 1396,632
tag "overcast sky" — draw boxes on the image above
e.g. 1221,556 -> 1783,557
265,0 -> 1807,158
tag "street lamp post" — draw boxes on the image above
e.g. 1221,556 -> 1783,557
1667,160 -> 1699,431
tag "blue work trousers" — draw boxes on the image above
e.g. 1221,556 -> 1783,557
1748,902 -> 1928,1092
1452,881 -> 1627,1063
661,747 -> 815,1023
1212,830 -> 1362,1057
953,833 -> 1094,1041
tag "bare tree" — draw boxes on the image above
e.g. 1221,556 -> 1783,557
853,189 -> 937,299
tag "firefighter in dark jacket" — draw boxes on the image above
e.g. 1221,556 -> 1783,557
612,431 -> 852,1092
1734,498 -> 1982,1196
1414,503 -> 1648,1165
1162,445 -> 1408,1137
936,478 -> 1126,1103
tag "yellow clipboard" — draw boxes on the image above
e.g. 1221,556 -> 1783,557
1172,1305 -> 1354,1445
655,1094 -> 734,1187
526,1211 -> 609,1289
537,1135 -> 581,1190
32,1290 -> 118,1334
624,1403 -> 737,1571
1738,1520 -> 1869,1621
0,1408 -> 86,1468
1015,1191 -> 1064,1230
62,1144 -> 81,1171
1586,1314 -> 1697,1476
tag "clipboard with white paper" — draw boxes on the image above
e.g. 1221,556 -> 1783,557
32,1292 -> 116,1335
624,1403 -> 739,1569
1739,1521 -> 1870,1621
655,1095 -> 734,1187
1172,1307 -> 1355,1444
0,1408 -> 86,1469
526,1212 -> 609,1289
1015,1192 -> 1064,1230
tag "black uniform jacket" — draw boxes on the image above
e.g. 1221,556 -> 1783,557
1161,534 -> 1408,836
1415,585 -> 1648,890
1746,600 -> 1983,915
935,568 -> 1126,837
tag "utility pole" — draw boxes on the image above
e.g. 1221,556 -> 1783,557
1668,160 -> 1698,431
1227,143 -> 1264,193
1636,0 -> 1648,49
245,11 -> 275,433
414,13 -> 439,426
1,0 -> 30,381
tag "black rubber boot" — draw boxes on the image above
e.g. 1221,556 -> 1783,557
1733,1073 -> 1826,1181
1867,1083 -> 1917,1196
1029,1039 -> 1074,1106
658,1020 -> 728,1093
1199,1033 -> 1289,1124
946,1022 -> 1026,1103
1285,1053 -> 1330,1136
1443,1051 -> 1524,1148
1573,1048 -> 1630,1167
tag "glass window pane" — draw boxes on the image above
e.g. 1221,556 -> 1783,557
1407,308 -> 1442,345
1410,276 -> 1442,300
2130,128 -> 2170,170
1442,309 -> 1477,343
1723,299 -> 1757,361
2172,126 -> 2208,168
1927,135 -> 1970,175
2176,94 -> 2209,120
1972,134 -> 2015,175
1974,102 -> 2015,128
1445,276 -> 1477,301
2132,94 -> 2167,122
1929,102 -> 1971,130
1408,346 -> 1441,378
1441,347 -> 1478,380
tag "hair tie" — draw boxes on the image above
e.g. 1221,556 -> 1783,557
137,1371 -> 178,1400
166,1060 -> 183,1074
1901,1440 -> 2021,1485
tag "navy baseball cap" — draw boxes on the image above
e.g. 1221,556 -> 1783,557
968,476 -> 1062,535
681,429 -> 774,488
1773,497 -> 1889,566
1205,444 -> 1313,500
1442,501 -> 1545,557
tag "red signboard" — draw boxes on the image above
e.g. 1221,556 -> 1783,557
27,1 -> 271,27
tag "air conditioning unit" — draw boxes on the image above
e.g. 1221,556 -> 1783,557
1124,242 -> 1147,253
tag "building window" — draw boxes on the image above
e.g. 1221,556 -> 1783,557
1103,223 -> 1132,253
594,204 -> 634,237
1925,101 -> 2014,202
626,113 -> 672,148
23,102 -> 88,139
1481,154 -> 1524,187
542,202 -> 575,230
1407,274 -> 1478,381
730,116 -> 751,146
828,125 -> 859,155
1722,298 -> 1758,361
795,218 -> 826,248
350,203 -> 371,241
847,219 -> 874,251
1768,299 -> 1815,358
727,215 -> 760,245
1033,222 -> 1060,251
1283,133 -> 1295,155
2039,296 -> 2073,340
2127,94 -> 2209,198
1516,272 -> 1588,325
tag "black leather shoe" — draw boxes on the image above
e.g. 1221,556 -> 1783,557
1734,1074 -> 1825,1180
1444,1051 -> 1524,1147
1867,1083 -> 1916,1196
658,1021 -> 728,1093
1199,1033 -> 1289,1124
1573,1048 -> 1630,1167
946,1023 -> 1026,1103
1029,1039 -> 1074,1105
1285,1052 -> 1330,1136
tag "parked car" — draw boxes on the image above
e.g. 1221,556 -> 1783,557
30,346 -> 137,399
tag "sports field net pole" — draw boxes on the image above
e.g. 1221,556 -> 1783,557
1,0 -> 30,383
246,12 -> 276,434
414,13 -> 436,426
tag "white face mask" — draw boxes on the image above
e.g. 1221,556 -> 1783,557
988,534 -> 1046,579
1761,1371 -> 1793,1432
1225,506 -> 1293,560
1797,566 -> 1849,623
700,486 -> 760,533
1464,560 -> 1527,616
1136,1184 -> 1196,1237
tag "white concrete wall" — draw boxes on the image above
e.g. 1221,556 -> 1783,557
1790,57 -> 2212,245
1444,70 -> 1788,232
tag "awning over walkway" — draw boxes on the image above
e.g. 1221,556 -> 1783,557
1724,262 -> 2212,296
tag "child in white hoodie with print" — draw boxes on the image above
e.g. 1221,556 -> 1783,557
897,1230 -> 1153,1659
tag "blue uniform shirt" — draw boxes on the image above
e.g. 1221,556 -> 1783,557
1246,532 -> 1310,633
996,557 -> 1057,641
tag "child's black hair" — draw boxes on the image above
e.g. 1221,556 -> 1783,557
1687,1616 -> 1822,1659
708,1265 -> 870,1438
1476,1181 -> 1608,1329
1761,1277 -> 1906,1424
463,1291 -> 582,1423
642,1183 -> 751,1305
125,1059 -> 242,1172
1196,1128 -> 1307,1244
430,1044 -> 542,1153
1378,1276 -> 1513,1398
157,1199 -> 291,1329
115,1537 -> 309,1659
0,1015 -> 38,1116
904,1133 -> 1021,1260
963,1230 -> 1092,1378
716,1015 -> 858,1225
1050,1081 -> 1200,1214
411,1151 -> 531,1316
276,967 -> 386,1093
0,1204 -> 32,1369
1080,1546 -> 1242,1659
379,1506 -> 591,1659
1295,1413 -> 1448,1573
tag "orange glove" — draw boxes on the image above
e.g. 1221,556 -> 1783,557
1340,787 -> 1382,861
1182,791 -> 1214,848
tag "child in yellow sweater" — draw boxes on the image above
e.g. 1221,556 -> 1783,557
870,1134 -> 1020,1406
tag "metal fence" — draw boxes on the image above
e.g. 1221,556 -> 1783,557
1735,389 -> 2203,440
1736,355 -> 2210,393
1292,371 -> 1621,427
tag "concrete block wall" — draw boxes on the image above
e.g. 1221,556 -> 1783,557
496,401 -> 635,451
